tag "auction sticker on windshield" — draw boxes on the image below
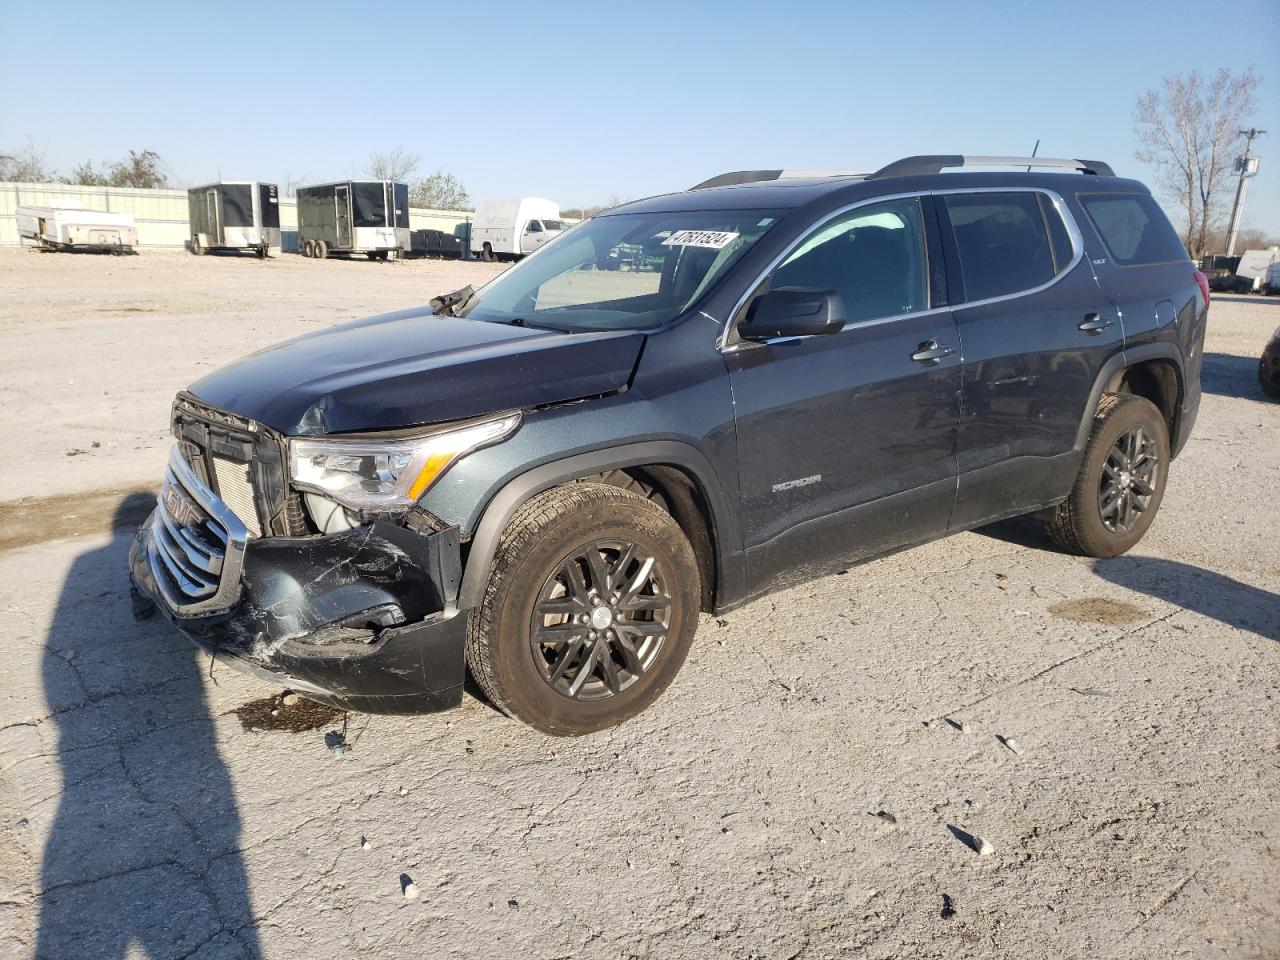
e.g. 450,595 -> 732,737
661,230 -> 740,249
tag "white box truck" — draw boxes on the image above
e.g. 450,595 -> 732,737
470,197 -> 565,261
16,201 -> 138,253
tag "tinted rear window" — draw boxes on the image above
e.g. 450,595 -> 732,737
353,182 -> 387,227
943,192 -> 1055,301
221,184 -> 253,227
1080,194 -> 1186,266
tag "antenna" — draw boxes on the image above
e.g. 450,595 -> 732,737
1027,139 -> 1040,173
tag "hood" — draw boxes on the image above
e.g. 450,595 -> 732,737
188,306 -> 645,435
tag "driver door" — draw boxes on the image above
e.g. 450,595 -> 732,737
725,196 -> 962,594
521,219 -> 545,255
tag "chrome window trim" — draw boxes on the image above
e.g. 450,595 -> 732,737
716,186 -> 1084,350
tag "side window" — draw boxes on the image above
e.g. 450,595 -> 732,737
526,220 -> 543,233
769,198 -> 928,324
1079,194 -> 1187,266
944,193 -> 1055,301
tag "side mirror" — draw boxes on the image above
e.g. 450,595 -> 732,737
738,288 -> 846,340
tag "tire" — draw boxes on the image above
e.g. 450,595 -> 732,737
1260,344 -> 1280,399
314,240 -> 328,260
466,482 -> 701,736
481,243 -> 495,262
303,240 -> 315,258
192,236 -> 205,256
1047,393 -> 1170,557
257,244 -> 268,260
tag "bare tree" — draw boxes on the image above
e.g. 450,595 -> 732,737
62,150 -> 169,188
408,170 -> 471,210
1134,67 -> 1262,258
0,138 -> 56,182
367,148 -> 420,182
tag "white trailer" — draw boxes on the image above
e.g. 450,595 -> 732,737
16,201 -> 138,253
470,197 -> 565,261
188,182 -> 281,257
1234,248 -> 1279,293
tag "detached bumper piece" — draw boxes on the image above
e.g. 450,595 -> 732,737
130,449 -> 467,714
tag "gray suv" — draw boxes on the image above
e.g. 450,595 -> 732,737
130,154 -> 1207,735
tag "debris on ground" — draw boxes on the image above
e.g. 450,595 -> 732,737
940,894 -> 956,919
945,718 -> 970,734
231,693 -> 343,732
361,837 -> 371,850
948,825 -> 995,857
401,875 -> 419,899
1071,687 -> 1114,697
871,810 -> 898,825
282,691 -> 300,706
998,735 -> 1024,755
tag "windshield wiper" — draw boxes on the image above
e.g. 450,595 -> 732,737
429,285 -> 474,317
510,317 -> 573,334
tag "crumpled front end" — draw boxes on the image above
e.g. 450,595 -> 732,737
129,445 -> 468,714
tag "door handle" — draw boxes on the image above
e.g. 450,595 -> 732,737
911,341 -> 955,364
1078,313 -> 1113,334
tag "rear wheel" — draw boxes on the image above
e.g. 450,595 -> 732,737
314,239 -> 328,260
466,482 -> 700,735
1047,394 -> 1169,557
303,240 -> 315,258
481,243 -> 496,262
192,236 -> 205,256
1260,343 -> 1280,398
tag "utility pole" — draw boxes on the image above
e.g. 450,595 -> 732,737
1225,127 -> 1265,256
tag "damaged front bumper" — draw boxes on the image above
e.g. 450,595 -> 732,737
129,449 -> 468,714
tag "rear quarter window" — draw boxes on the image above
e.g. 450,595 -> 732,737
1079,194 -> 1187,266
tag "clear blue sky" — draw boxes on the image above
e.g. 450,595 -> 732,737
2,0 -> 1276,232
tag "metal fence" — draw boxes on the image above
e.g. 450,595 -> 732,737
0,182 -> 473,250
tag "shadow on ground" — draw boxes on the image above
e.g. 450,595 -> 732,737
1199,352 -> 1272,402
1092,555 -> 1280,643
35,494 -> 261,959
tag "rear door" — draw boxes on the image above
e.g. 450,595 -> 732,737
940,189 -> 1123,528
725,196 -> 961,593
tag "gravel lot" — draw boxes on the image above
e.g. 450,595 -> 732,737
1,248 -> 1277,959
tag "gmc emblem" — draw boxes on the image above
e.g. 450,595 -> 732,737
162,482 -> 202,527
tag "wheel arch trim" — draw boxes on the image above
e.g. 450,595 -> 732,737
458,441 -> 739,611
1076,344 -> 1185,453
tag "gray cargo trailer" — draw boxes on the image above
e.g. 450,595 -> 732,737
296,180 -> 409,259
188,182 -> 281,257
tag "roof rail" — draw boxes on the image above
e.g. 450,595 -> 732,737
870,155 -> 1115,179
690,169 -> 868,190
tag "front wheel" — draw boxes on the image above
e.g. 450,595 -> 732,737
466,482 -> 701,735
314,239 -> 328,260
1046,393 -> 1170,557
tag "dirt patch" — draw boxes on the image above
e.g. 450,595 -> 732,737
1048,597 -> 1149,626
231,693 -> 344,732
0,485 -> 157,552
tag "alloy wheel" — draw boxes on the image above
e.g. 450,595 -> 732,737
530,539 -> 672,701
1098,425 -> 1159,533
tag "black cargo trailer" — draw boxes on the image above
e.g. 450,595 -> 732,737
296,180 -> 409,259
188,182 -> 280,257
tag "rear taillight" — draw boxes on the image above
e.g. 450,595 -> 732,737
1193,269 -> 1210,307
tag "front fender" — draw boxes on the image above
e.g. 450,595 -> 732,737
456,440 -> 742,611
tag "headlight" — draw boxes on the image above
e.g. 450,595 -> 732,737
289,413 -> 521,512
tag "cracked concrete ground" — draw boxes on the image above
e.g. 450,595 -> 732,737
1,250 -> 1277,959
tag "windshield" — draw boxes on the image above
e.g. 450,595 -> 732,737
542,219 -> 565,231
460,209 -> 781,332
